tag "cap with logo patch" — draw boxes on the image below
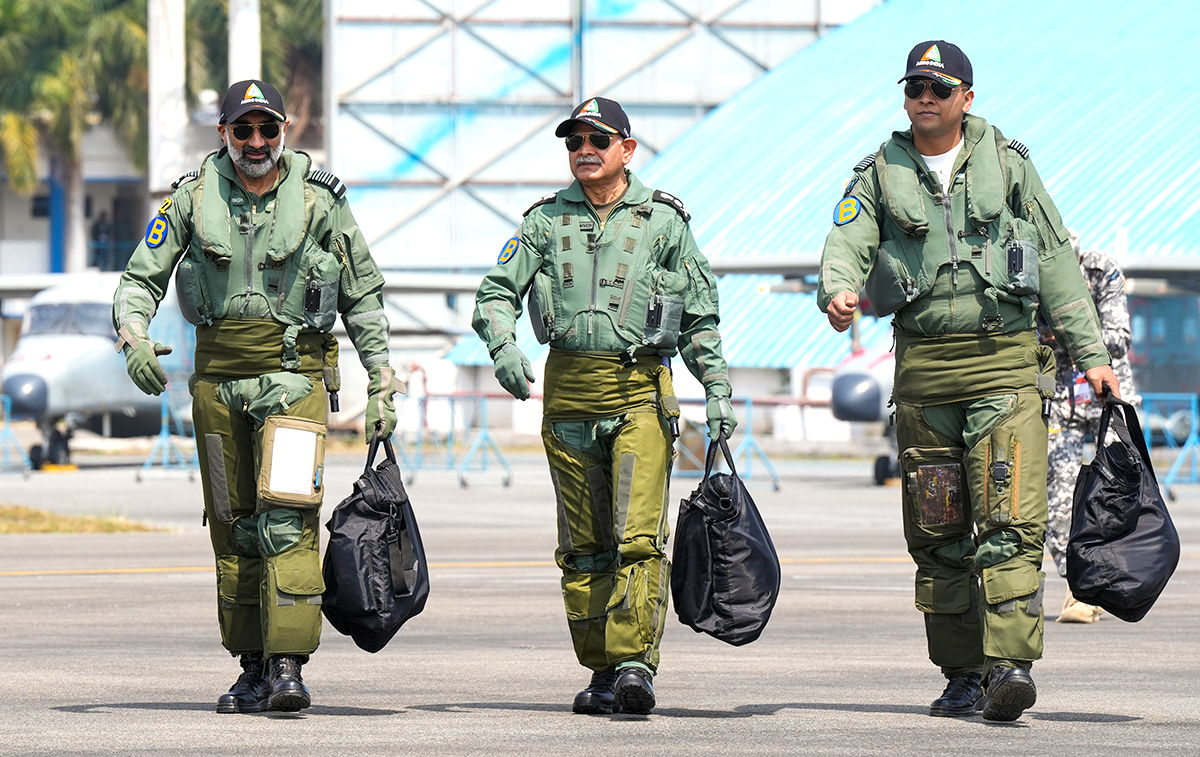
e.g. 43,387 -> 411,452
554,97 -> 631,139
220,79 -> 287,124
898,40 -> 973,87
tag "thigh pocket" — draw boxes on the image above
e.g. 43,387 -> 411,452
258,416 -> 326,508
981,425 -> 1020,526
902,446 -> 967,533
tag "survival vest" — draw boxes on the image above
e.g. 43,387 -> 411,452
863,114 -> 1041,331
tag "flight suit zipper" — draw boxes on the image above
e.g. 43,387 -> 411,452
238,200 -> 259,316
586,201 -> 626,336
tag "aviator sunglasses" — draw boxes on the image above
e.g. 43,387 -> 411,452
903,78 -> 960,100
229,121 -> 282,140
564,132 -> 616,152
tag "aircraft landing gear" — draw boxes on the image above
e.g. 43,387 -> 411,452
47,429 -> 70,466
29,426 -> 72,470
873,454 -> 899,486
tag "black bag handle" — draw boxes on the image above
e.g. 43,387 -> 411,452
703,433 -> 740,481
1097,391 -> 1157,485
365,430 -> 399,475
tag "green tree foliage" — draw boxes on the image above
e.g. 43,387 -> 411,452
187,0 -> 322,144
0,0 -> 148,194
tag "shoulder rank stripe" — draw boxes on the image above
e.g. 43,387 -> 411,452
307,169 -> 347,199
1008,139 -> 1030,159
171,170 -> 199,190
652,189 -> 690,222
853,154 -> 876,173
523,192 -> 558,217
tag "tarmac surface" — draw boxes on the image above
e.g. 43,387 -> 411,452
0,446 -> 1198,755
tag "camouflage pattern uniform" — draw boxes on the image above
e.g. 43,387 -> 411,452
1044,248 -> 1138,576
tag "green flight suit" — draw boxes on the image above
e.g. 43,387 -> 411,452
817,114 -> 1110,675
113,148 -> 391,657
473,170 -> 730,673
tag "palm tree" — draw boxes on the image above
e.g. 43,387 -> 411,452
0,0 -> 147,273
186,0 -> 322,145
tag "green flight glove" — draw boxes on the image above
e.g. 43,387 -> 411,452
493,343 -> 534,400
366,365 -> 405,441
122,339 -> 172,396
706,394 -> 737,440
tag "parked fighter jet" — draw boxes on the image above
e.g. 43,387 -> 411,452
0,269 -> 485,469
830,347 -> 897,485
0,273 -> 193,468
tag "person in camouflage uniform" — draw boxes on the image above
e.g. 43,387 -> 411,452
1042,232 -> 1138,623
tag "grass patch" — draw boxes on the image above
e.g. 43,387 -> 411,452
0,505 -> 158,534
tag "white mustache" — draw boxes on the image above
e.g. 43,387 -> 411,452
575,156 -> 602,166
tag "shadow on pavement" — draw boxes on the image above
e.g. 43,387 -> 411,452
53,702 -> 402,717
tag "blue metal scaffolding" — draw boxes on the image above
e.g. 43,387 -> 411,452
1139,393 -> 1200,498
136,389 -> 198,482
395,393 -> 512,488
0,395 -> 31,476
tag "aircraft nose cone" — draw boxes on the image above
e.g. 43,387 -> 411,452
2,374 -> 48,415
831,372 -> 882,423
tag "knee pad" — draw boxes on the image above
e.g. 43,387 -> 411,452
256,508 -> 307,556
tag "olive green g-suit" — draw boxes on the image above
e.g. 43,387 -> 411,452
818,114 -> 1111,675
113,148 -> 394,658
473,171 -> 731,673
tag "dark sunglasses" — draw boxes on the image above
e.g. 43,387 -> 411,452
903,78 -> 959,100
230,121 -> 282,140
564,132 -> 615,152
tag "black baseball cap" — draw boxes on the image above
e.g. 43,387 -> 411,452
220,80 -> 286,124
898,41 -> 973,87
554,97 -> 631,139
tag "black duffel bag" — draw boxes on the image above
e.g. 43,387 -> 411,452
1066,394 -> 1180,622
322,435 -> 429,652
671,435 -> 781,646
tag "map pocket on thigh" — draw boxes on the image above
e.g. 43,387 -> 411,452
901,446 -> 967,530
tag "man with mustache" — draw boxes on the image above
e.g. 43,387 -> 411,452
113,80 -> 402,714
817,41 -> 1121,722
472,97 -> 735,715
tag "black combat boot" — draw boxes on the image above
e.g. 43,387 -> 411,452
267,655 -> 312,712
929,672 -> 983,717
573,669 -> 618,714
216,653 -> 270,714
613,666 -> 655,715
980,665 -> 1037,722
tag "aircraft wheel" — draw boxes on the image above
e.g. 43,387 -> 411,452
29,445 -> 44,471
873,455 -> 892,486
47,431 -> 70,466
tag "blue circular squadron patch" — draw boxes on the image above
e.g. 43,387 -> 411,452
498,236 -> 519,264
833,196 -> 860,226
145,216 -> 169,247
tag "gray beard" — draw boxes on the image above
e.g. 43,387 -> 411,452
225,134 -> 285,178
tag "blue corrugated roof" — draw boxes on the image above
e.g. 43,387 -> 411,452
454,0 -> 1196,370
630,0 -> 1200,370
445,276 -> 894,369
642,0 -> 1200,264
